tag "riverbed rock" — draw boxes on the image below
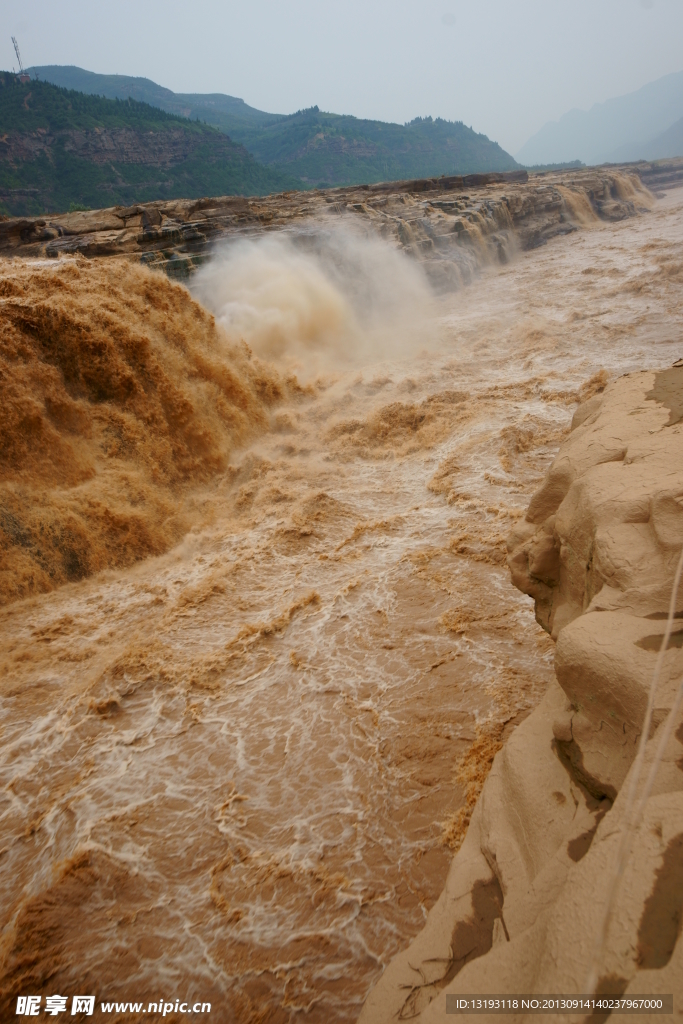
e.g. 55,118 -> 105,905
0,166 -> 664,290
358,366 -> 683,1022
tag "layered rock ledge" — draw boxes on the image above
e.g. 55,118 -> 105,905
1,164 -> 676,288
359,365 -> 683,1022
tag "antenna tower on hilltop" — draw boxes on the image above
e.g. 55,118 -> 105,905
11,36 -> 31,82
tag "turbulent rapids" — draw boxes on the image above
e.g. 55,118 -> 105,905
0,259 -> 285,605
1,171 -> 683,1022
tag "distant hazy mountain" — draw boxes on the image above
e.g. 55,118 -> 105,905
646,115 -> 683,160
516,70 -> 683,166
609,113 -> 683,163
29,65 -> 519,188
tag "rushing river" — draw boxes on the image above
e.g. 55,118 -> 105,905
1,188 -> 683,1023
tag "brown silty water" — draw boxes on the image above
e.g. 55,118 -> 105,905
1,185 -> 683,1022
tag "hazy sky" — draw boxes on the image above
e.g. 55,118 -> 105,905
4,0 -> 683,155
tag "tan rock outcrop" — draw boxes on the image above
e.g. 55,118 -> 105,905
0,167 -> 658,288
359,366 -> 683,1022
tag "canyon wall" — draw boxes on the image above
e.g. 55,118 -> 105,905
0,166 -> 669,286
359,366 -> 683,1022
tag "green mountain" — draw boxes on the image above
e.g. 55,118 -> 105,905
28,64 -> 279,129
29,65 -> 519,188
0,74 -> 299,217
220,108 -> 519,187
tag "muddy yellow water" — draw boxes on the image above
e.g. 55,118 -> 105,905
1,190 -> 683,1022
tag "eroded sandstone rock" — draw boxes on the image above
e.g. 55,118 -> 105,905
0,167 -> 659,290
359,367 -> 683,1022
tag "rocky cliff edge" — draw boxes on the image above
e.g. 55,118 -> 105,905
359,365 -> 683,1022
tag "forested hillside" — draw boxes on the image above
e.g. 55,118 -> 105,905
30,66 -> 520,189
0,75 -> 298,216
